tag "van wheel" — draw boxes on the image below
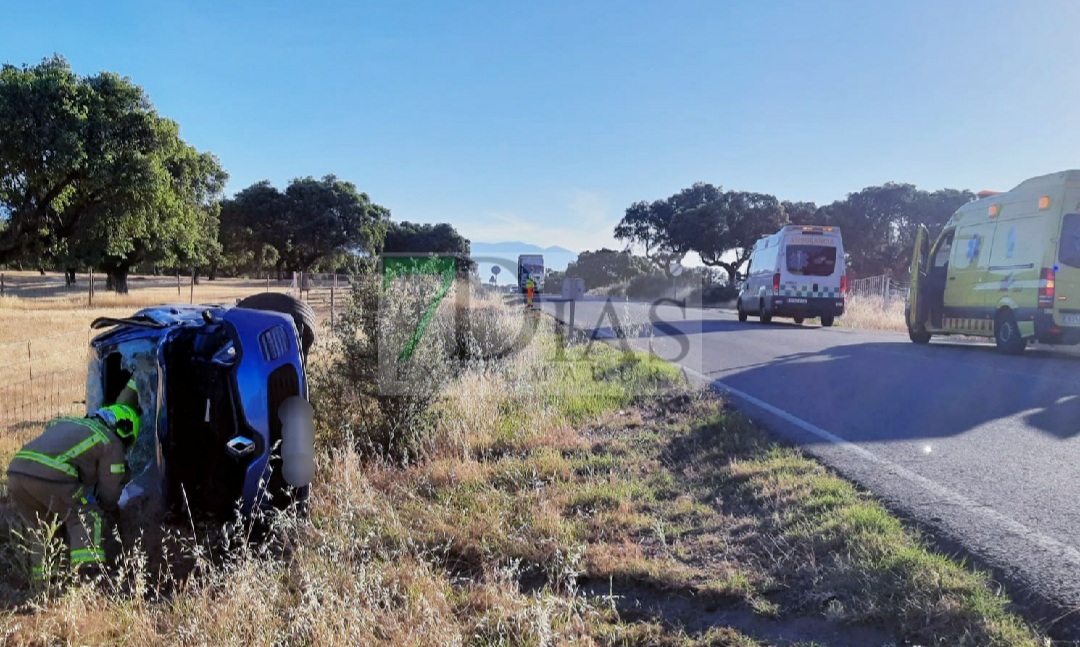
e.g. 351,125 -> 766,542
737,300 -> 748,322
908,324 -> 931,344
995,311 -> 1026,354
759,300 -> 771,324
793,317 -> 804,325
820,315 -> 835,327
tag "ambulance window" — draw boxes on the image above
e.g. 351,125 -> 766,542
1059,214 -> 1080,268
786,245 -> 836,276
933,233 -> 953,268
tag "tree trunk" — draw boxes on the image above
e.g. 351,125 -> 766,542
106,266 -> 130,294
192,270 -> 200,286
38,267 -> 46,276
65,268 -> 77,286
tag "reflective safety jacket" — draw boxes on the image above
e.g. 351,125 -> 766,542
7,416 -> 129,513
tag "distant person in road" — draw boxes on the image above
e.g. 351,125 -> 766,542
6,379 -> 141,585
526,275 -> 535,308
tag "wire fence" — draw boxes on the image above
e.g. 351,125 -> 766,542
0,272 -> 353,440
849,275 -> 909,304
0,270 -> 295,305
0,330 -> 92,432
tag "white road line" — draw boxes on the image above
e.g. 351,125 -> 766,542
678,364 -> 1080,568
549,305 -> 1080,566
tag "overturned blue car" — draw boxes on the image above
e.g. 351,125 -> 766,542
86,293 -> 317,522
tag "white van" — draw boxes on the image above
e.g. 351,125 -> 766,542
736,225 -> 846,326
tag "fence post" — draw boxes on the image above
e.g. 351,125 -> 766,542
88,269 -> 94,306
1,272 -> 4,297
27,340 -> 32,381
266,273 -> 270,293
190,269 -> 195,304
177,270 -> 182,297
330,284 -> 335,333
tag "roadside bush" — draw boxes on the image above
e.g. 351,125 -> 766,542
626,274 -> 669,299
312,265 -> 455,463
688,283 -> 738,306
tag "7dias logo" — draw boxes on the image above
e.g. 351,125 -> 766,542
375,254 -> 541,395
375,254 -> 703,398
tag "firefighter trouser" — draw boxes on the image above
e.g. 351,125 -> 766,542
7,473 -> 105,580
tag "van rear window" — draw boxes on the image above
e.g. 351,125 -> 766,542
786,245 -> 836,276
1059,214 -> 1080,269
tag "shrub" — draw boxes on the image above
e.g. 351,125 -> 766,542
689,283 -> 738,306
626,274 -> 670,299
312,265 -> 455,463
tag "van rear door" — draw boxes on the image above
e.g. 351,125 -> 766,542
908,225 -> 929,330
782,234 -> 841,299
1055,213 -> 1080,324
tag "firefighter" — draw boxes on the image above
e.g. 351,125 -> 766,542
6,379 -> 141,583
526,275 -> 535,308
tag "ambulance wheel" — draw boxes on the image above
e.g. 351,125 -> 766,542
908,325 -> 931,344
793,317 -> 804,325
759,301 -> 771,324
820,315 -> 835,327
737,301 -> 748,322
994,311 -> 1026,355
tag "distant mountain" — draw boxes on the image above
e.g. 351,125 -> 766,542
470,242 -> 579,283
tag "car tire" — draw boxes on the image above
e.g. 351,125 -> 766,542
237,293 -> 318,356
908,324 -> 931,344
793,317 -> 804,325
995,310 -> 1026,354
820,315 -> 835,327
737,300 -> 748,322
760,300 -> 772,324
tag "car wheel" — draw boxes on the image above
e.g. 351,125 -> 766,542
995,310 -> 1026,354
237,293 -> 318,356
737,300 -> 748,322
820,315 -> 835,327
793,317 -> 804,325
908,324 -> 931,344
759,300 -> 772,324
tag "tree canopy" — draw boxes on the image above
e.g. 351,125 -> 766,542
670,190 -> 786,284
564,248 -> 651,289
617,180 -> 976,283
0,55 -> 227,291
220,175 -> 389,277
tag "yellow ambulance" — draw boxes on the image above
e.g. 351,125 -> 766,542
907,169 -> 1080,353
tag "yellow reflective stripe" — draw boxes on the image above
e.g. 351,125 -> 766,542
110,463 -> 126,474
126,378 -> 137,390
70,548 -> 104,564
59,434 -> 102,462
13,451 -> 77,477
91,511 -> 102,548
53,417 -> 110,444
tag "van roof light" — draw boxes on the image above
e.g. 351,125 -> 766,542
1039,196 -> 1051,210
989,204 -> 1000,217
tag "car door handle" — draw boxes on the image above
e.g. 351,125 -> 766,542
948,277 -> 956,280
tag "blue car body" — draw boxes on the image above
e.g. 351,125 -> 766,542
87,303 -> 310,519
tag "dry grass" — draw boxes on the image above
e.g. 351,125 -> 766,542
0,288 -> 1050,646
839,294 -> 906,332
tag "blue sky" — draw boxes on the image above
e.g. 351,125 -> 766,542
3,1 -> 1080,253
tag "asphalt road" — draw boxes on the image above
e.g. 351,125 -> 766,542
536,296 -> 1080,637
